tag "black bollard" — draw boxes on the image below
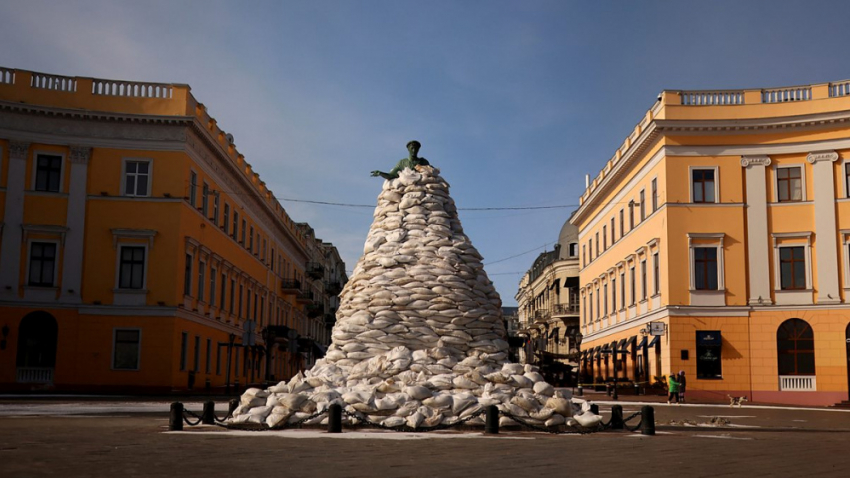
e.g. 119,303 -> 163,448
640,405 -> 655,436
202,401 -> 216,425
606,383 -> 612,397
610,405 -> 624,430
228,398 -> 239,417
577,384 -> 583,396
328,403 -> 342,433
484,405 -> 499,434
169,402 -> 184,431
590,403 -> 599,415
634,382 -> 640,396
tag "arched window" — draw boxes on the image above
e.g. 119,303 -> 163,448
777,318 -> 815,375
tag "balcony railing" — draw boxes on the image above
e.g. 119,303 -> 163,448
31,72 -> 76,92
305,303 -> 323,318
280,279 -> 301,294
552,303 -> 580,316
0,67 -> 14,85
17,367 -> 54,384
324,281 -> 343,295
830,81 -> 850,98
762,86 -> 811,103
779,375 -> 816,391
532,309 -> 550,322
296,290 -> 314,304
306,262 -> 325,280
91,78 -> 173,98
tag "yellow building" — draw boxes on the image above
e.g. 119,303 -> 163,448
572,80 -> 850,406
515,219 -> 581,385
0,67 -> 346,393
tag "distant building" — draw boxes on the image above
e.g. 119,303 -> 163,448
515,218 -> 580,385
0,67 -> 345,393
572,79 -> 850,406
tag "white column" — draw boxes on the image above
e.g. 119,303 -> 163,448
0,141 -> 29,299
807,151 -> 841,304
742,155 -> 773,305
59,146 -> 91,303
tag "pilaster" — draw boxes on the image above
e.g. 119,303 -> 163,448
807,151 -> 841,304
60,145 -> 91,302
0,141 -> 29,298
742,155 -> 773,305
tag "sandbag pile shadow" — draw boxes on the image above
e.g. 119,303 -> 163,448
230,166 -> 600,430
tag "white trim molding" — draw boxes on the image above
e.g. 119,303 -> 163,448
111,228 -> 157,249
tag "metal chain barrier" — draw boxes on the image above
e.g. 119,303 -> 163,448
341,407 -> 486,433
623,411 -> 643,432
497,411 -> 594,435
182,409 -> 203,426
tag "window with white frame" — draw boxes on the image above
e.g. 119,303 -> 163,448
34,154 -> 63,192
845,163 -> 850,198
223,203 -> 230,234
118,245 -> 146,289
619,270 -> 625,309
693,248 -> 718,290
210,267 -> 217,306
212,192 -> 219,223
640,259 -> 647,300
651,178 -> 658,212
776,166 -> 803,202
639,189 -> 646,221
184,253 -> 193,296
611,277 -> 617,311
771,233 -> 812,295
691,168 -> 717,203
28,242 -> 57,287
189,170 -> 198,206
603,283 -> 608,316
123,160 -> 151,197
629,265 -> 635,305
201,182 -> 209,216
653,252 -> 660,295
779,247 -> 806,290
113,329 -> 141,370
198,260 -> 206,302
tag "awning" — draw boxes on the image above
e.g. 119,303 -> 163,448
696,330 -> 722,346
637,336 -> 647,348
549,279 -> 560,290
549,327 -> 560,338
564,277 -> 579,288
648,335 -> 660,347
617,338 -> 627,349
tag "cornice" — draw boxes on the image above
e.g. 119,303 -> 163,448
0,99 -> 193,125
654,109 -> 850,134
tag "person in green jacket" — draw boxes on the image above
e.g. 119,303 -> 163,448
667,373 -> 681,404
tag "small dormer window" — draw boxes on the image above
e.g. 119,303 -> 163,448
569,243 -> 578,257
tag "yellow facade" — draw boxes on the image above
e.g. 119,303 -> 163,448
0,67 -> 346,393
572,80 -> 850,405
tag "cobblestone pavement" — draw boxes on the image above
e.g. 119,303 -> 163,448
1,398 -> 849,477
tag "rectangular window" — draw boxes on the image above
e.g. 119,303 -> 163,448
846,163 -> 850,198
205,338 -> 212,374
246,289 -> 252,319
640,190 -> 646,221
640,259 -> 647,300
223,204 -> 230,234
603,284 -> 608,316
124,160 -> 150,196
619,209 -> 624,238
595,232 -> 599,256
651,178 -> 658,212
249,226 -> 254,252
582,295 -> 587,325
198,261 -> 206,302
238,284 -> 244,318
620,271 -> 625,309
193,336 -> 200,372
35,154 -> 62,192
189,171 -> 197,206
260,296 -> 265,325
629,201 -> 635,229
696,331 -> 722,379
629,266 -> 636,305
113,329 -> 141,370
779,246 -> 806,290
232,211 -> 238,240
180,332 -> 188,371
692,169 -> 716,203
28,242 -> 57,287
216,343 -> 222,375
653,252 -> 660,295
201,182 -> 209,216
118,246 -> 145,289
253,292 -> 258,320
209,267 -> 217,306
596,288 -> 600,321
271,248 -> 275,271
589,239 -> 593,261
603,226 -> 607,250
229,278 -> 236,314
241,220 -> 246,245
694,247 -> 718,290
610,218 -> 615,244
611,277 -> 617,311
777,167 -> 803,202
212,192 -> 219,223
220,272 -> 227,310
582,245 -> 586,267
184,254 -> 193,296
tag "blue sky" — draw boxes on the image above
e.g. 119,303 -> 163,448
2,0 -> 850,305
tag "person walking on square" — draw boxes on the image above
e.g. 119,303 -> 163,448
678,370 -> 687,403
667,372 -> 681,404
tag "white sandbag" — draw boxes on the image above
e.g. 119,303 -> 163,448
406,411 -> 425,428
511,374 -> 534,389
524,372 -> 545,383
382,416 -> 406,427
501,363 -> 524,375
533,382 -> 555,397
544,414 -> 566,427
573,410 -> 603,428
404,385 -> 433,400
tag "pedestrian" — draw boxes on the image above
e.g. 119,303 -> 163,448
678,370 -> 687,403
667,372 -> 680,404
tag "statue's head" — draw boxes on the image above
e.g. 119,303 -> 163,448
406,140 -> 421,155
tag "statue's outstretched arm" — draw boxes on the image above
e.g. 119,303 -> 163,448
371,164 -> 402,180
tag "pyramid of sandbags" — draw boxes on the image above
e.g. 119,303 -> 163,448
229,165 -> 597,429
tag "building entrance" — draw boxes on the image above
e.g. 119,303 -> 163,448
15,311 -> 58,384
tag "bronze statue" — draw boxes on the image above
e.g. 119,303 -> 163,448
371,140 -> 431,180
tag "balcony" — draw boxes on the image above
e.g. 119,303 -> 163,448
779,375 -> 816,391
280,279 -> 301,294
552,303 -> 580,317
305,303 -> 323,318
17,367 -> 53,384
306,262 -> 325,280
532,309 -> 550,323
325,280 -> 343,296
324,313 -> 336,325
296,290 -> 314,304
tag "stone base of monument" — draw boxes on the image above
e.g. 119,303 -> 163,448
227,161 -> 601,432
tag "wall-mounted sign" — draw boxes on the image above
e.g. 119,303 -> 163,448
649,322 -> 666,336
